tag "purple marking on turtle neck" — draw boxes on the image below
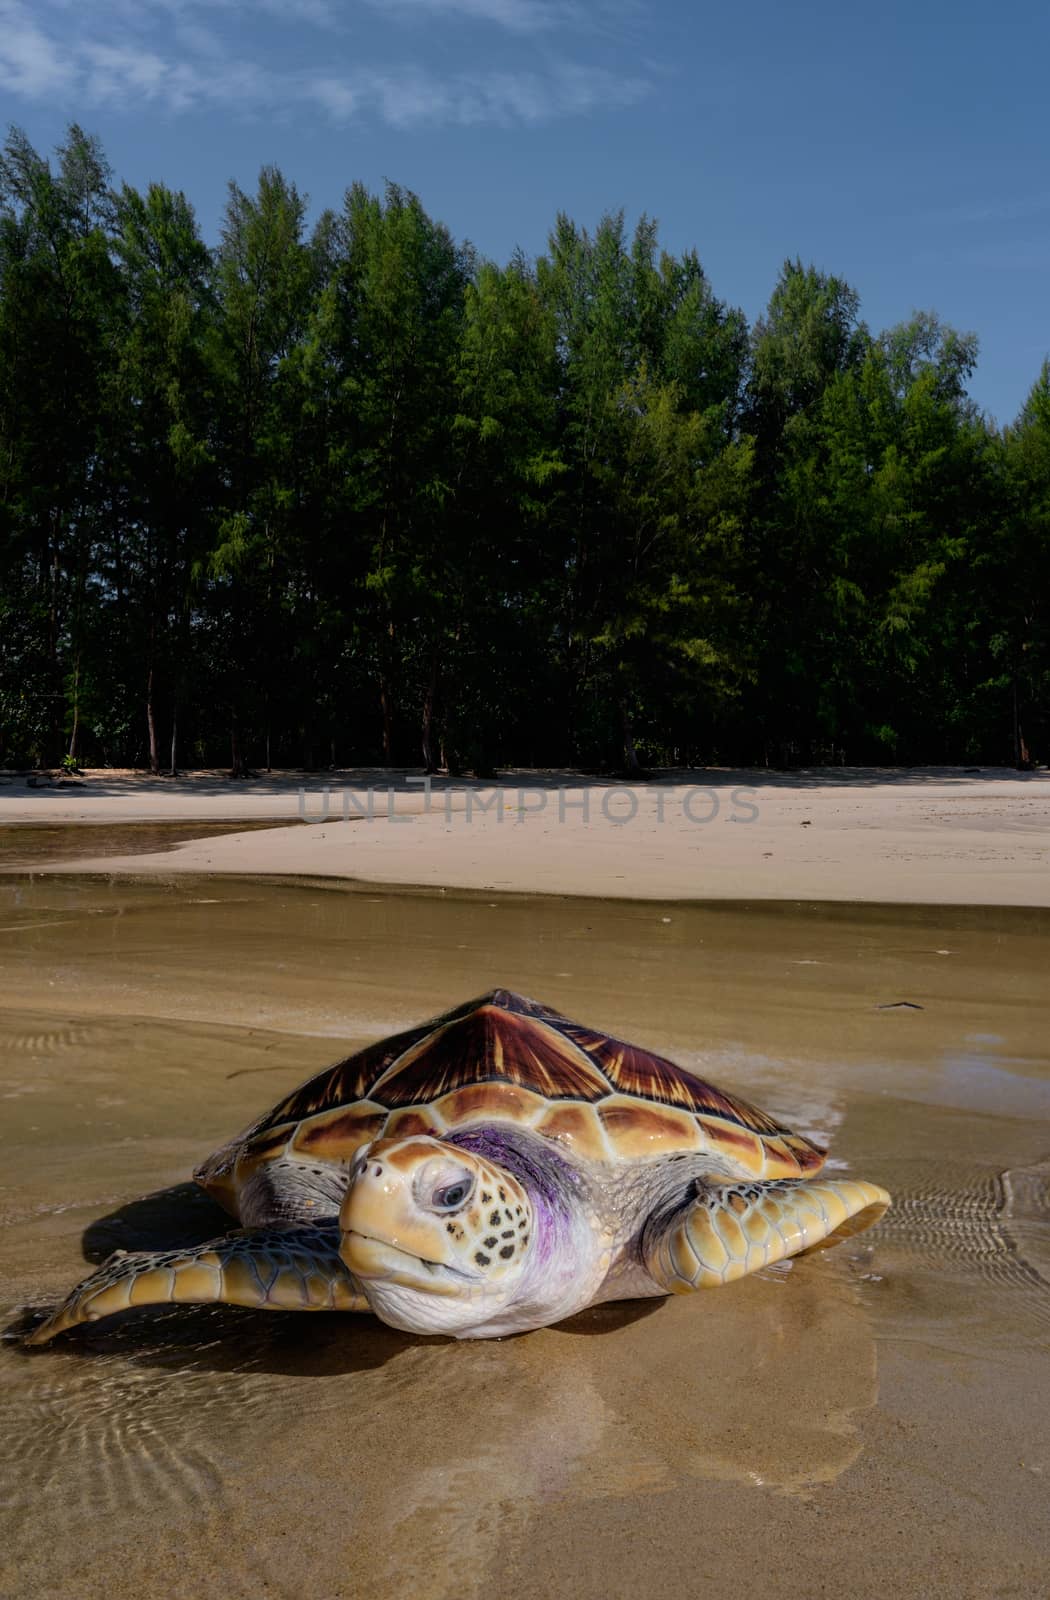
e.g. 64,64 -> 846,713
447,1126 -> 580,1269
447,1127 -> 581,1204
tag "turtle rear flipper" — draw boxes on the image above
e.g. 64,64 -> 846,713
645,1177 -> 890,1292
24,1224 -> 367,1345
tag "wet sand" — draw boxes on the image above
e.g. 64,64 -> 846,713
1,870 -> 1048,1599
3,766 -> 1050,906
0,818 -> 305,870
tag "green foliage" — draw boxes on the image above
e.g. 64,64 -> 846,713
1,125 -> 1047,772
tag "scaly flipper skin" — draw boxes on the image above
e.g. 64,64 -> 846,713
24,1224 -> 367,1346
645,1178 -> 891,1292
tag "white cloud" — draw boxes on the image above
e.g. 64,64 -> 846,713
0,2 -> 77,97
360,0 -> 642,38
302,61 -> 649,127
90,0 -> 338,23
336,62 -> 647,127
362,0 -> 568,33
309,76 -> 359,120
0,0 -> 650,128
81,43 -> 177,106
925,193 -> 1050,228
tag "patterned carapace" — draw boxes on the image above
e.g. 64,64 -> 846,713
198,990 -> 824,1201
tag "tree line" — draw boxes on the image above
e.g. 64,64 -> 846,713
1,125 -> 1047,776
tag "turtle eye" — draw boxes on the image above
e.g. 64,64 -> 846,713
432,1176 -> 474,1211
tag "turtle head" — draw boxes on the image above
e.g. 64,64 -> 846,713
340,1136 -> 534,1334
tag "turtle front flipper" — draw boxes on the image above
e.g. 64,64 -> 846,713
644,1178 -> 890,1293
24,1224 -> 368,1346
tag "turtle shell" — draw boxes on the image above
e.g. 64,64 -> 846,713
196,990 -> 824,1206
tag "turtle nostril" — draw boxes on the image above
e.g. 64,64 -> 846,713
373,1164 -> 383,1178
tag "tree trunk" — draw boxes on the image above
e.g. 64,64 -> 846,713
620,696 -> 641,775
421,648 -> 440,773
146,666 -> 161,775
47,526 -> 61,766
169,707 -> 178,777
230,713 -> 246,778
1012,677 -> 1031,769
379,616 -> 398,764
379,677 -> 394,764
562,635 -> 578,766
67,658 -> 80,766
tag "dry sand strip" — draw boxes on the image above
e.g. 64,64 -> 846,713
3,767 -> 1050,906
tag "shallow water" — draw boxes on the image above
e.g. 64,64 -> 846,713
1,869 -> 1048,1599
0,818 -> 303,869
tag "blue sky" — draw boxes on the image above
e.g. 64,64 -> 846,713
1,0 -> 1047,425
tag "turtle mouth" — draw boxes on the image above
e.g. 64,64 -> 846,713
343,1231 -> 474,1295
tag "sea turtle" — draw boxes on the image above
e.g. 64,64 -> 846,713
26,990 -> 890,1344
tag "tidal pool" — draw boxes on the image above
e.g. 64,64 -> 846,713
1,868 -> 1048,1599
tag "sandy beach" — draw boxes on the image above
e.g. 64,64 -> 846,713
5,773 -> 1050,1599
2,875 -> 1049,1600
3,791 -> 1050,1599
3,766 -> 1049,905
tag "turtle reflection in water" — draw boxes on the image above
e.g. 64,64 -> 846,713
27,991 -> 890,1344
